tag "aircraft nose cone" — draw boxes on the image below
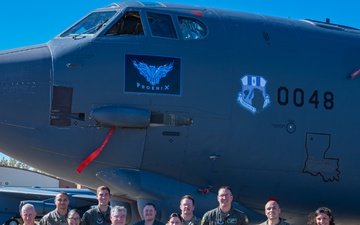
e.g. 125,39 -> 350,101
0,44 -> 52,128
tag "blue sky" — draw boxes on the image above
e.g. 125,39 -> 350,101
0,0 -> 358,159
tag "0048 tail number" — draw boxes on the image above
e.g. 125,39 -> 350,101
277,87 -> 334,110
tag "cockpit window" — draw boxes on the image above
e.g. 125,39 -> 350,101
146,12 -> 177,38
105,12 -> 144,35
178,16 -> 207,40
60,11 -> 117,37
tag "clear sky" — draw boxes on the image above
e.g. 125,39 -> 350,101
0,0 -> 358,159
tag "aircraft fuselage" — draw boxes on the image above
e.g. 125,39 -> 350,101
0,2 -> 359,224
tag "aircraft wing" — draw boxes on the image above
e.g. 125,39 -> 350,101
0,186 -> 96,199
71,194 -> 97,200
0,187 -> 58,199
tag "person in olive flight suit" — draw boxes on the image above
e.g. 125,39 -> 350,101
133,203 -> 165,225
259,200 -> 291,225
39,192 -> 70,225
201,186 -> 248,225
180,195 -> 201,225
82,186 -> 112,225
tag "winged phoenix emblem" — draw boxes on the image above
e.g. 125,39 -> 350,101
132,60 -> 174,86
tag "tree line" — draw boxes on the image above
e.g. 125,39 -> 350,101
0,157 -> 43,173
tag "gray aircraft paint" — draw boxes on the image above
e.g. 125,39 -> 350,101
0,1 -> 359,224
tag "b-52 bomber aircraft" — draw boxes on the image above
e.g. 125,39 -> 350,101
0,1 -> 359,224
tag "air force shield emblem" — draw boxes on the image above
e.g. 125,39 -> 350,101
237,75 -> 270,114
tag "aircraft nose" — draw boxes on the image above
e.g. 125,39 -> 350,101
0,44 -> 52,128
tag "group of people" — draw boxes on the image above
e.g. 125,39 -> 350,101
259,199 -> 335,225
20,186 -> 122,225
19,185 -> 335,225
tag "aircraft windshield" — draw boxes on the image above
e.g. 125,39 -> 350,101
178,17 -> 207,40
61,11 -> 117,37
